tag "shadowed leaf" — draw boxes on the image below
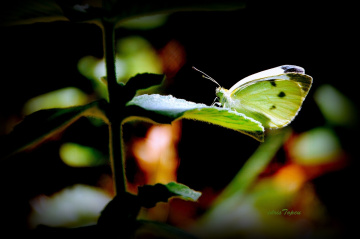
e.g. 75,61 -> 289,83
136,220 -> 198,239
138,182 -> 202,208
110,0 -> 246,27
1,0 -> 246,26
0,100 -> 107,159
125,73 -> 165,92
0,0 -> 67,26
121,73 -> 165,103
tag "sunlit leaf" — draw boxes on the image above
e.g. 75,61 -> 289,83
116,36 -> 163,83
0,100 -> 107,159
164,182 -> 202,201
60,143 -> 106,167
125,94 -> 265,141
23,87 -> 88,115
78,55 -> 107,81
78,36 -> 163,99
137,182 -> 201,208
289,127 -> 342,165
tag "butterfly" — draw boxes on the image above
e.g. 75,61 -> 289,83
193,65 -> 313,130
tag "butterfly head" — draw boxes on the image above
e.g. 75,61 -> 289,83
215,87 -> 230,107
215,87 -> 226,97
192,67 -> 230,107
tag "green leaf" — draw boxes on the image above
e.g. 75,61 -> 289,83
59,143 -> 107,167
137,182 -> 201,208
0,100 -> 107,160
165,182 -> 202,201
121,73 -> 165,103
125,94 -> 265,141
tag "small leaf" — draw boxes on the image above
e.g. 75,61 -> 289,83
164,182 -> 202,201
0,100 -> 107,159
125,94 -> 264,141
126,73 -> 165,92
122,73 -> 165,102
137,182 -> 201,208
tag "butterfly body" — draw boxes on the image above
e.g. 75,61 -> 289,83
212,65 -> 313,129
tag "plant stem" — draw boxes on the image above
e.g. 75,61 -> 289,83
102,20 -> 127,195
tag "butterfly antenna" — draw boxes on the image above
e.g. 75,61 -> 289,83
192,66 -> 221,87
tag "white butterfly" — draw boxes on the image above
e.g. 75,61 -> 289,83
193,65 -> 313,129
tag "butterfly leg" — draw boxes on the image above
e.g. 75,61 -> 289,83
211,97 -> 221,107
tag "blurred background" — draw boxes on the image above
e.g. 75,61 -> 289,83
0,1 -> 358,238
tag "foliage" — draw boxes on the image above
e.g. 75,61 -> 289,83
0,0 -> 249,238
2,0 -> 354,238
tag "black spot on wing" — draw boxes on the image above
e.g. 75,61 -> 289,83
281,65 -> 305,74
269,79 -> 277,87
270,105 -> 276,110
278,91 -> 286,98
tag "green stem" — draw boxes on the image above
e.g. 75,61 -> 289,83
102,20 -> 127,195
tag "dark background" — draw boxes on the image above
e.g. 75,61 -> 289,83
0,0 -> 358,236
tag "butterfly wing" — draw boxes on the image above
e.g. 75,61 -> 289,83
228,65 -> 305,93
227,73 -> 312,128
